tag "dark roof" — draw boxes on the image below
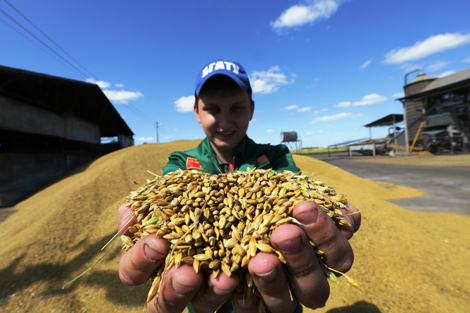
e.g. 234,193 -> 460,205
364,114 -> 404,127
0,65 -> 133,137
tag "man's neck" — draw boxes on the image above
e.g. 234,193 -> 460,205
209,136 -> 246,165
210,144 -> 236,164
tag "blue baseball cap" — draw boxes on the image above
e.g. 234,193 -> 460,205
195,59 -> 252,96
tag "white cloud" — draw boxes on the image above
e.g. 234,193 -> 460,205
333,94 -> 387,108
426,60 -> 450,72
138,137 -> 153,142
353,93 -> 388,106
86,78 -> 111,89
266,129 -> 275,133
271,0 -> 340,30
400,63 -> 423,74
463,57 -> 470,63
439,70 -> 456,78
103,90 -> 144,104
250,66 -> 295,94
311,112 -> 363,123
334,101 -> 352,108
282,105 -> 299,110
360,59 -> 373,70
385,33 -> 470,64
281,105 -> 313,112
115,83 -> 125,88
392,92 -> 405,99
313,108 -> 328,114
174,95 -> 195,112
86,78 -> 144,104
298,107 -> 312,112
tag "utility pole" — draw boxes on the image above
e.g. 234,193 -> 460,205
156,121 -> 159,143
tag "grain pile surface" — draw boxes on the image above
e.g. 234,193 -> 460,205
0,140 -> 469,313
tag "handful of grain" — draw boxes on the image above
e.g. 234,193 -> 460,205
121,168 -> 354,310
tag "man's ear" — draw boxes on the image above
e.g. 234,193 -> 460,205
194,101 -> 201,123
250,100 -> 255,120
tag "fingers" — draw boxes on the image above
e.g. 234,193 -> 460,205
247,252 -> 300,313
293,201 -> 354,274
339,203 -> 361,239
119,234 -> 170,286
270,224 -> 330,310
189,272 -> 240,313
149,265 -> 204,313
117,203 -> 137,235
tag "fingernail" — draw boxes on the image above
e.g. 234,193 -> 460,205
296,208 -> 319,226
253,267 -> 277,283
236,293 -> 255,309
171,279 -> 194,296
277,236 -> 302,254
143,243 -> 163,262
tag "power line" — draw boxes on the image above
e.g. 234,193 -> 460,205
0,15 -> 73,70
3,0 -> 98,80
1,1 -> 159,132
0,6 -> 89,79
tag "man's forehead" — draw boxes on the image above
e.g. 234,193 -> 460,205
199,89 -> 251,103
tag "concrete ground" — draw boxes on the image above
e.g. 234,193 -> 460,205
309,153 -> 470,216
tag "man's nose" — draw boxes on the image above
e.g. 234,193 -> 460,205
217,111 -> 233,128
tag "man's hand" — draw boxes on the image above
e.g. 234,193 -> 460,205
244,201 -> 360,313
118,204 -> 239,313
117,200 -> 361,313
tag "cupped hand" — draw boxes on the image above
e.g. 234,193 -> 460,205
117,200 -> 361,313
245,201 -> 361,312
118,204 -> 240,313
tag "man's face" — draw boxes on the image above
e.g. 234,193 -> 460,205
194,88 -> 254,157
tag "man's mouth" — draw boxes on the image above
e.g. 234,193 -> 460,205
217,131 -> 234,136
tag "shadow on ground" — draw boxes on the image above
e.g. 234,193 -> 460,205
327,301 -> 382,313
0,233 -> 148,308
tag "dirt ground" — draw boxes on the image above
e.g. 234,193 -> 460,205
0,142 -> 469,313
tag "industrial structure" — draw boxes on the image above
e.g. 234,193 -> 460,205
0,65 -> 134,207
280,131 -> 302,151
348,114 -> 406,156
326,68 -> 469,157
399,68 -> 470,154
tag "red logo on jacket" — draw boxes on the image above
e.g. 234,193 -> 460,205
186,157 -> 203,170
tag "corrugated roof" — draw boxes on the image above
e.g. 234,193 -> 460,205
0,65 -> 134,137
420,68 -> 470,93
364,114 -> 404,127
399,68 -> 470,101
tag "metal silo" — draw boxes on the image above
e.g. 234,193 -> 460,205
402,72 -> 436,145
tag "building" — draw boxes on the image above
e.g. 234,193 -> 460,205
399,68 -> 470,153
0,65 -> 134,206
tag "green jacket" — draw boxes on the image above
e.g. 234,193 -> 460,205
162,136 -> 300,175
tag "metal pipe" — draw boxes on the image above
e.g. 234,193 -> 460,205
404,68 -> 423,85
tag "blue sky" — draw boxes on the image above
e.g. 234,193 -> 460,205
2,0 -> 470,148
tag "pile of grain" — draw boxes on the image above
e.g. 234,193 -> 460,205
0,140 -> 469,313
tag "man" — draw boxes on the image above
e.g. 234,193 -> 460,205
118,59 -> 361,313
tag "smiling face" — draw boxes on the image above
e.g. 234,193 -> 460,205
194,86 -> 254,163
